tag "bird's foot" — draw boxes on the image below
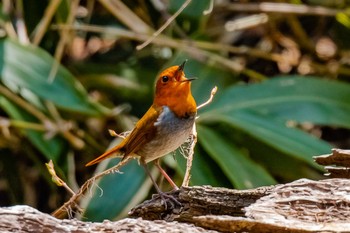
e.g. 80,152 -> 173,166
153,190 -> 181,210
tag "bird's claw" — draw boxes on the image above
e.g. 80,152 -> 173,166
154,191 -> 182,210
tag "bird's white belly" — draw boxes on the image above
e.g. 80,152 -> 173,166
139,106 -> 195,163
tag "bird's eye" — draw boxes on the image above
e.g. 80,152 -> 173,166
162,76 -> 169,83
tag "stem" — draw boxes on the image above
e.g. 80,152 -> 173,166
50,24 -> 286,77
7,119 -> 46,131
52,156 -> 133,219
0,84 -> 50,123
136,0 -> 192,50
49,0 -> 80,83
32,0 -> 62,45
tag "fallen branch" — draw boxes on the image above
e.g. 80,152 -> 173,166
129,179 -> 350,232
314,148 -> 350,178
2,179 -> 350,232
0,205 -> 212,233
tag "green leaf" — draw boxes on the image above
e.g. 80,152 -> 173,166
0,38 -> 105,116
197,76 -> 340,172
211,111 -> 331,169
0,96 -> 64,161
200,76 -> 350,128
82,159 -> 148,221
197,125 -> 276,189
174,147 -> 231,187
169,0 -> 211,21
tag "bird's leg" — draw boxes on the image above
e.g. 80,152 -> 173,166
154,159 -> 179,191
141,162 -> 181,209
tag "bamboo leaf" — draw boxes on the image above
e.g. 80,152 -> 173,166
200,76 -> 350,128
197,125 -> 276,189
0,38 -> 105,116
82,159 -> 148,221
0,96 -> 64,161
174,148 -> 231,187
210,112 -> 331,169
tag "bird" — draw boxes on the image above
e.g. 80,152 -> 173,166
86,60 -> 197,205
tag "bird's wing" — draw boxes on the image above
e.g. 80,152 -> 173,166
121,105 -> 161,157
86,105 -> 161,166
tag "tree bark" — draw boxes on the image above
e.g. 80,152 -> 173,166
0,205 -> 215,233
1,178 -> 350,232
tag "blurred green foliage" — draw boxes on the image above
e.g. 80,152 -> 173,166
0,0 -> 350,221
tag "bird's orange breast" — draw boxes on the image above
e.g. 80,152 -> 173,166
137,105 -> 196,163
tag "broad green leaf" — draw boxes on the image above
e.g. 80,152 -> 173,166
0,38 -> 105,116
197,125 -> 276,189
207,111 -> 331,169
174,147 -> 231,187
82,159 -> 148,221
200,76 -> 350,128
0,96 -> 64,161
230,130 -> 323,181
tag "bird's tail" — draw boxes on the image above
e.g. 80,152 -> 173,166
85,145 -> 123,166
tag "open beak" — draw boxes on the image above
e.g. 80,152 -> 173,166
185,77 -> 197,82
178,60 -> 187,71
180,77 -> 197,83
177,60 -> 197,82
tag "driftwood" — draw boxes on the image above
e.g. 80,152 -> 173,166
0,205 -> 213,233
129,178 -> 350,232
1,178 -> 350,232
314,148 -> 350,178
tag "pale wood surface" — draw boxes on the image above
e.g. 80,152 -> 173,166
1,178 -> 350,232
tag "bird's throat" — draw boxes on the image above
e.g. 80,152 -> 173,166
154,83 -> 196,118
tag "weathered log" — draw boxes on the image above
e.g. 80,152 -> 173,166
314,148 -> 350,178
0,205 -> 216,233
1,178 -> 350,232
129,184 -> 274,221
129,178 -> 350,232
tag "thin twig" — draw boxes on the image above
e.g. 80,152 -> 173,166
67,151 -> 80,193
98,0 -> 150,34
49,0 -> 80,83
182,124 -> 197,187
182,87 -> 218,186
149,0 -> 191,41
54,24 -> 244,72
1,118 -> 46,131
51,24 -> 278,76
203,0 -> 214,15
1,0 -> 18,39
51,24 -> 281,62
32,0 -> 62,45
45,101 -> 85,149
136,0 -> 192,50
0,84 -> 50,123
197,86 -> 218,110
14,0 -> 29,44
46,160 -> 76,196
285,14 -> 315,52
0,84 -> 86,149
222,2 -> 343,16
52,156 -> 133,219
78,0 -> 95,40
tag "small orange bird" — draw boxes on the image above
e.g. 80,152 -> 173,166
86,61 -> 196,202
